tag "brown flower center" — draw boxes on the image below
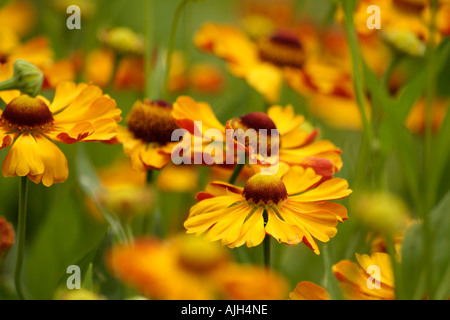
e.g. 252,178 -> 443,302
1,95 -> 54,130
127,99 -> 179,144
392,0 -> 426,13
258,30 -> 304,68
243,174 -> 288,205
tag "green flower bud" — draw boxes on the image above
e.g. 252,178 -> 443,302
0,59 -> 44,97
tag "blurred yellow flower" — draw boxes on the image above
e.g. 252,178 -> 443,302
194,22 -> 311,103
0,0 -> 36,38
86,160 -> 154,222
351,191 -> 412,237
0,81 -> 121,186
289,281 -> 330,300
333,252 -> 395,300
185,166 -> 351,254
156,165 -> 198,193
106,234 -> 289,300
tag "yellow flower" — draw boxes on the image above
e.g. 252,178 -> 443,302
194,22 -> 310,103
156,165 -> 198,193
351,191 -> 412,237
106,234 -> 289,300
0,81 -> 121,186
86,160 -> 154,222
289,281 -> 330,300
339,0 -> 450,56
210,263 -> 289,300
0,216 -> 15,256
117,99 -> 181,171
0,36 -> 76,96
173,96 -> 343,178
184,166 -> 351,254
333,252 -> 395,300
0,0 -> 36,38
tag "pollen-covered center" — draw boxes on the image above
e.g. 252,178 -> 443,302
243,174 -> 288,205
127,99 -> 179,144
258,30 -> 304,68
1,95 -> 54,129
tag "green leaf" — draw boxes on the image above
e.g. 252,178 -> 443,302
75,144 -> 128,244
400,191 -> 450,299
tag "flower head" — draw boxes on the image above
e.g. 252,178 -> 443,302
173,96 -> 343,178
118,99 -> 180,171
289,281 -> 330,300
184,166 -> 351,254
333,252 -> 395,300
0,81 -> 121,186
106,234 -> 288,300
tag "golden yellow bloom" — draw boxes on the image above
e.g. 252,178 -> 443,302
333,252 -> 395,300
0,36 -> 76,96
289,281 -> 330,300
156,165 -> 198,193
194,22 -> 312,103
86,160 -> 154,222
117,99 -> 180,171
0,0 -> 36,38
0,81 -> 121,186
83,48 -> 116,88
173,96 -> 343,178
0,216 -> 15,256
187,62 -> 225,94
210,263 -> 289,300
339,0 -> 450,56
107,234 -> 288,300
185,166 -> 351,254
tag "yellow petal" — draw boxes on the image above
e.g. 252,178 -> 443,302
2,133 -> 44,178
290,178 -> 352,202
28,135 -> 68,187
289,281 -> 330,300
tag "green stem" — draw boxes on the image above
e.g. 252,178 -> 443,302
144,0 -> 154,99
422,0 -> 438,300
15,177 -> 28,300
163,0 -> 190,99
228,163 -> 245,185
342,0 -> 375,147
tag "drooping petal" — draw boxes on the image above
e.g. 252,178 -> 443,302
228,207 -> 266,248
2,133 -> 44,178
28,135 -> 68,187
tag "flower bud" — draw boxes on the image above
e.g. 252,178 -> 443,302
99,27 -> 144,55
0,59 -> 44,97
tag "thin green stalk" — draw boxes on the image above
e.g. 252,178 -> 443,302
163,0 -> 191,99
422,0 -> 439,300
15,177 -> 28,300
144,0 -> 154,99
228,163 -> 245,184
342,0 -> 375,147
